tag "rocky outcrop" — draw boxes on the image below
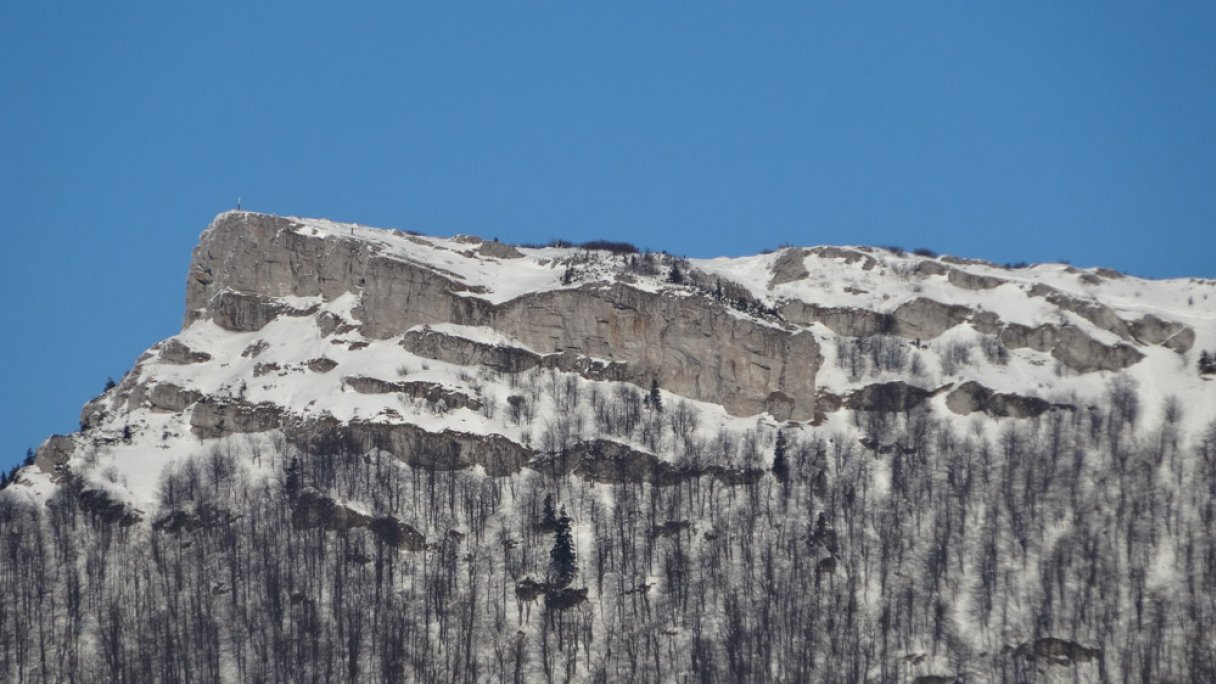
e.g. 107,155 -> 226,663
291,489 -> 370,531
290,490 -> 427,550
1051,326 -> 1144,373
808,246 -> 878,271
890,298 -> 972,339
76,486 -> 141,526
945,382 -> 1058,418
996,322 -> 1144,373
1011,638 -> 1100,665
35,435 -> 76,474
306,357 -> 339,373
1029,284 -> 1194,354
1130,314 -> 1195,353
209,291 -> 319,333
160,339 -> 212,364
342,376 -> 482,411
536,440 -> 765,487
401,328 -> 544,373
769,248 -> 809,286
190,400 -> 286,439
780,301 -> 891,337
914,261 -> 1005,290
476,240 -> 524,259
290,421 -> 534,477
147,383 -> 203,412
946,267 -> 1004,291
482,284 -> 820,420
844,382 -> 935,412
781,297 -> 971,341
190,213 -> 819,419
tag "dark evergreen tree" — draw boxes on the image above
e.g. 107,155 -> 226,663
646,378 -> 662,412
773,430 -> 789,484
284,457 -> 302,500
549,507 -> 577,588
667,263 -> 683,284
539,493 -> 558,531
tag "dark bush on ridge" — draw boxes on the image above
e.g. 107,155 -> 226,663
579,239 -> 641,254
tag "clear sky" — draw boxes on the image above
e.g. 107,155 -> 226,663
2,2 -> 1214,472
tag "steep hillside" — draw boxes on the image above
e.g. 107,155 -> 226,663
2,211 -> 1215,682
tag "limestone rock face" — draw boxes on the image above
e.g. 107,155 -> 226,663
476,240 -> 524,259
342,376 -> 483,411
484,284 -> 820,420
190,400 -> 286,439
290,422 -> 534,477
945,381 -> 1056,418
768,248 -> 809,286
160,339 -> 212,364
35,435 -> 76,474
189,213 -> 821,420
148,383 -> 203,412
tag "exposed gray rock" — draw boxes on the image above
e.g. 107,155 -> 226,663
209,291 -> 319,333
845,382 -> 934,412
998,323 -> 1057,353
190,400 -> 285,439
808,246 -> 878,271
1012,638 -> 1100,665
1031,284 -> 1135,339
769,248 -> 809,287
782,297 -> 973,341
1051,326 -> 1144,373
305,357 -> 339,373
315,311 -> 357,337
35,435 -> 75,474
1130,314 -> 1195,353
147,383 -> 203,412
946,267 -> 1004,290
342,376 -> 482,411
477,240 -> 524,259
367,516 -> 427,550
288,421 -> 534,477
160,339 -> 211,364
945,381 -> 1057,418
401,328 -> 543,373
1029,284 -> 1194,355
241,340 -> 269,358
291,489 -> 369,531
77,487 -> 141,526
913,261 -> 951,278
190,213 -> 821,419
780,301 -> 891,337
891,297 -> 973,339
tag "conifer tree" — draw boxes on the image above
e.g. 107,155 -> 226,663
549,507 -> 577,587
539,493 -> 558,531
773,429 -> 789,484
646,378 -> 663,412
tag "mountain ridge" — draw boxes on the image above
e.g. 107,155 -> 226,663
2,210 -> 1215,682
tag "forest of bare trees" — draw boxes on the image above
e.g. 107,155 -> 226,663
3,358 -> 1216,682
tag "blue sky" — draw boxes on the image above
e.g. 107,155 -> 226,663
2,2 -> 1214,472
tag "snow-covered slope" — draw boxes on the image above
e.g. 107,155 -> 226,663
3,211 -> 1215,683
